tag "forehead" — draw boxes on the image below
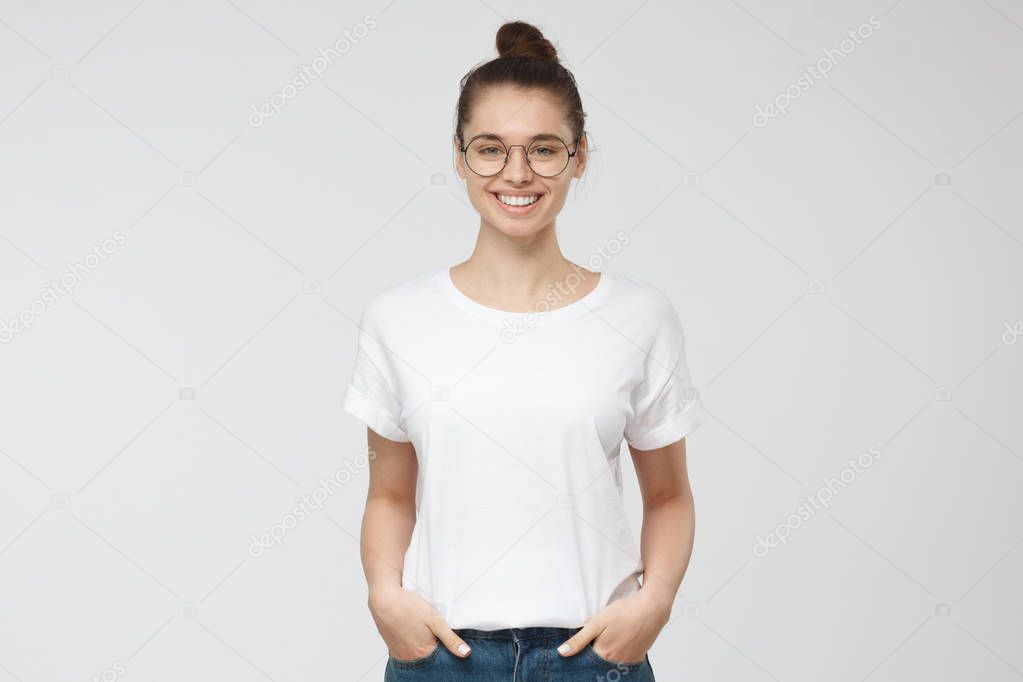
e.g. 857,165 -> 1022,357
464,85 -> 572,142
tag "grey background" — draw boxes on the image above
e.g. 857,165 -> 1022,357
1,0 -> 1021,680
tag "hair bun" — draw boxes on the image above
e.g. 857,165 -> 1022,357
496,21 -> 559,62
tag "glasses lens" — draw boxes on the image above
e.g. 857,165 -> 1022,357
527,138 -> 570,177
465,136 -> 574,177
466,138 -> 507,176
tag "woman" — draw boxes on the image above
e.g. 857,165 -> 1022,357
343,20 -> 707,681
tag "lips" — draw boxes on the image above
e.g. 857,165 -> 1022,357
490,191 -> 543,215
495,193 -> 539,206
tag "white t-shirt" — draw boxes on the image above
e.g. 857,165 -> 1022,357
343,266 -> 707,630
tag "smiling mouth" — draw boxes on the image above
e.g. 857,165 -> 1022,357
490,192 -> 544,214
493,193 -> 541,206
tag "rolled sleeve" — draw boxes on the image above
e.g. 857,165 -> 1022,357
342,302 -> 410,443
624,297 -> 707,451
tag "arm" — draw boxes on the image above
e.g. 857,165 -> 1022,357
362,427 -> 418,599
362,428 -> 473,660
557,436 -> 693,663
631,435 -> 695,618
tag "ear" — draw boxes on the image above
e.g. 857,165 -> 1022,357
454,136 -> 467,180
572,132 -> 588,180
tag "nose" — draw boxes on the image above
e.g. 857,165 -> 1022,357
501,145 -> 533,182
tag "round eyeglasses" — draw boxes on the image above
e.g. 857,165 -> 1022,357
459,134 -> 581,178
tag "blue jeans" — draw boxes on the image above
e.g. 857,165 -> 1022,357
384,625 -> 655,681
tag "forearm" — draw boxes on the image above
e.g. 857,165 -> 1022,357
636,487 -> 695,615
362,491 -> 416,599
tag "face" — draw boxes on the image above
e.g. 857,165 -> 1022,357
455,85 -> 586,239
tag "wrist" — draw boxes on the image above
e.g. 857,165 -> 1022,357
367,583 -> 403,609
637,581 -> 676,621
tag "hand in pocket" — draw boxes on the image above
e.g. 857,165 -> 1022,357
369,585 -> 471,660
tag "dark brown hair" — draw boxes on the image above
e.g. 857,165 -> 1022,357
454,21 -> 587,150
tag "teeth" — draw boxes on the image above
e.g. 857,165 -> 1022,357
496,194 -> 539,207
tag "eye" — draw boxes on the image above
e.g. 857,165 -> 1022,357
531,146 -> 555,157
479,146 -> 503,155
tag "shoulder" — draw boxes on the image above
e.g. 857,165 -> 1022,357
605,271 -> 680,322
358,269 -> 442,330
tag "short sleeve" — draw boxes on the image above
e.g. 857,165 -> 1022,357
342,302 -> 410,443
623,297 -> 707,451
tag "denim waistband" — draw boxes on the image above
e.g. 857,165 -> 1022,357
454,626 -> 583,641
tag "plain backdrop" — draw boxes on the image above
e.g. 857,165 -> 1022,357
1,1 -> 1021,680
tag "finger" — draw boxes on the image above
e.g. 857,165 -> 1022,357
428,619 -> 472,658
557,623 -> 602,657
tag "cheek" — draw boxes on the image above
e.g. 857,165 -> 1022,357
543,186 -> 570,211
472,184 -> 490,203
468,186 -> 493,212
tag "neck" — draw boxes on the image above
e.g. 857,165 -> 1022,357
451,219 -> 597,309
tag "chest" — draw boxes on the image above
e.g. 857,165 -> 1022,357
405,329 -> 643,452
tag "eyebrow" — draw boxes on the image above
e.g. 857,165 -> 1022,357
472,132 -> 565,141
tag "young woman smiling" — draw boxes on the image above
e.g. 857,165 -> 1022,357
344,20 -> 707,681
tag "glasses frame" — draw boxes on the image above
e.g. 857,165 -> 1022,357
459,133 -> 583,178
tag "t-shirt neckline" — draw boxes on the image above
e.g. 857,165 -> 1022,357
436,266 -> 613,324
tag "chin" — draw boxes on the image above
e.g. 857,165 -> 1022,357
489,216 -> 549,238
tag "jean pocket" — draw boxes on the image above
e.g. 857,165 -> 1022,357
388,640 -> 442,670
584,642 -> 647,672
